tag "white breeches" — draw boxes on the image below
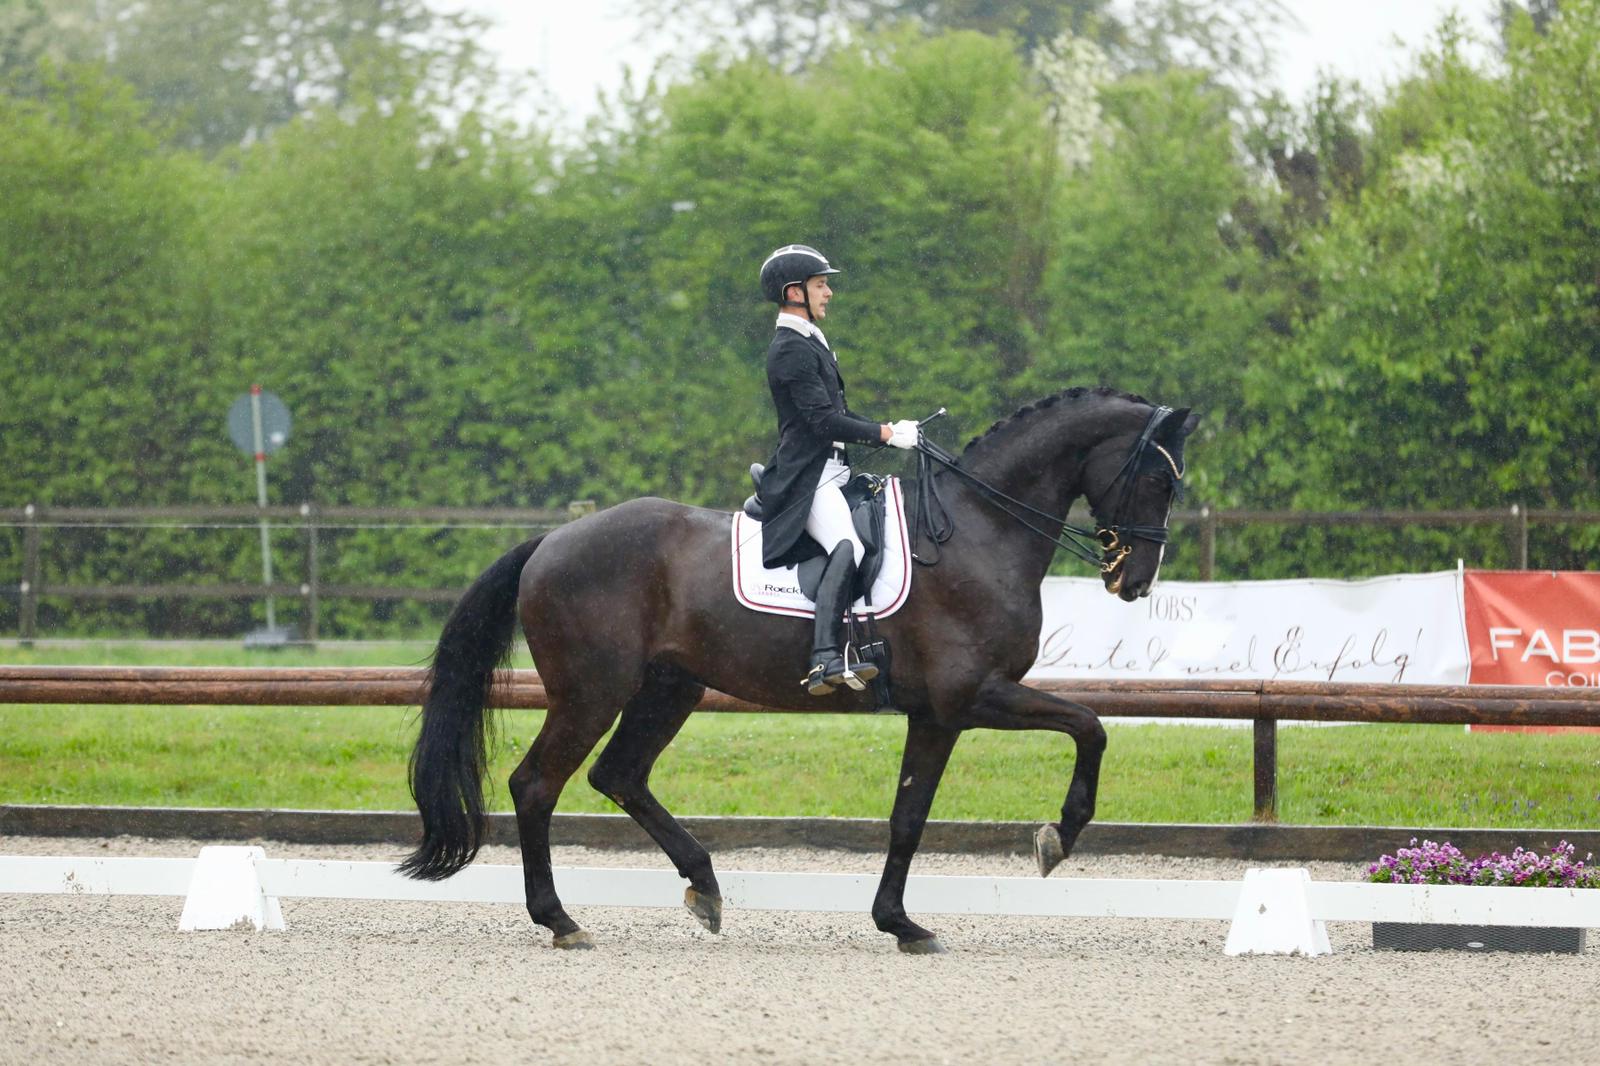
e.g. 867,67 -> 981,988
805,457 -> 864,566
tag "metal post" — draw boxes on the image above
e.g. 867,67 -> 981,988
20,504 -> 39,644
1199,506 -> 1216,581
250,385 -> 276,631
1252,718 -> 1278,822
301,502 -> 319,644
1514,503 -> 1528,569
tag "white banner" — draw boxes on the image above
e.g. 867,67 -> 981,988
1030,570 -> 1470,685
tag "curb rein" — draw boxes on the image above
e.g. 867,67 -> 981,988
909,405 -> 1182,587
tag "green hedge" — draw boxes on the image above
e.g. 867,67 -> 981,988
3,9 -> 1597,636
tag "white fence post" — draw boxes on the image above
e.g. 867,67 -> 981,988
177,846 -> 285,932
1223,868 -> 1331,956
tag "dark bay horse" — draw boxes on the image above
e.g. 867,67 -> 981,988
400,386 -> 1198,952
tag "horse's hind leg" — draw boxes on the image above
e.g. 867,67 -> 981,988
586,663 -> 722,933
508,690 -> 624,949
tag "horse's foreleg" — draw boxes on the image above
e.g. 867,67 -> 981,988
586,665 -> 722,933
871,716 -> 960,954
962,676 -> 1106,877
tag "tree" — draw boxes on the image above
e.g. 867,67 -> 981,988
6,0 -> 505,152
535,29 -> 1062,505
1496,0 -> 1563,41
0,66 -> 228,631
201,98 -> 559,505
1230,2 -> 1600,568
0,67 -> 211,507
633,0 -> 1293,87
1023,67 -> 1263,507
0,0 -> 52,77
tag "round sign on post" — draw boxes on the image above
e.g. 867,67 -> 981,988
227,391 -> 291,455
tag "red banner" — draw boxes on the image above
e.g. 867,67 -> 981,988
1463,570 -> 1600,732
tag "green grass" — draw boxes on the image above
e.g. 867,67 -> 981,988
2,642 -> 1597,827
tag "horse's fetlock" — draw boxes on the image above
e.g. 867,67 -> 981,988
680,860 -> 716,888
529,901 -> 577,936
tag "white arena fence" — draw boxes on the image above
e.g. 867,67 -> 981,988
4,846 -> 1598,956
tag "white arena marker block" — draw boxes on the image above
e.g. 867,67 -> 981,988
1223,868 -> 1331,957
177,846 -> 285,932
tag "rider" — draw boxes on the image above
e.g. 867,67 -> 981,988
755,244 -> 919,695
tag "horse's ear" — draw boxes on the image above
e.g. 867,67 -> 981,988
1159,406 -> 1199,441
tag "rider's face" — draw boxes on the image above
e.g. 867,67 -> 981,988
800,274 -> 832,319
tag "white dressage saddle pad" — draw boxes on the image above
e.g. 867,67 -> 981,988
731,476 -> 913,619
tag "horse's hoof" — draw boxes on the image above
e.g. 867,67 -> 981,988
552,930 -> 595,950
1034,823 -> 1066,878
898,936 -> 947,955
684,887 -> 723,934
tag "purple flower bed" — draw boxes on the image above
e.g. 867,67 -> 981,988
1366,838 -> 1600,889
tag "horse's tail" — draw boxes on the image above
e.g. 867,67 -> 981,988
398,534 -> 545,881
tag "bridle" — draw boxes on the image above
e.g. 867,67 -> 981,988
1092,405 -> 1185,585
910,405 -> 1184,588
912,404 -> 1184,579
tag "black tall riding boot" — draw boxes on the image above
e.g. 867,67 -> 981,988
803,544 -> 880,696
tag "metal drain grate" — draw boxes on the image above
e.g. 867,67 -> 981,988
1372,922 -> 1587,954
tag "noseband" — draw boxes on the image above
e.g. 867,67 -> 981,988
910,405 -> 1184,579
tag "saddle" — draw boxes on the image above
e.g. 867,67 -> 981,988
743,464 -> 890,604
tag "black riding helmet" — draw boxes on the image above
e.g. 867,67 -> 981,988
759,244 -> 841,320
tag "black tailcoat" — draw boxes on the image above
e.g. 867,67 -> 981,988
758,326 -> 882,569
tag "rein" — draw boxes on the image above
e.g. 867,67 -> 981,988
909,405 -> 1181,577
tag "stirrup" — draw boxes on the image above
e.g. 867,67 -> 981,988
842,642 -> 879,685
822,655 -> 866,692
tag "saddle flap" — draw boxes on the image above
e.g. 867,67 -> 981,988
847,474 -> 888,599
731,477 -> 912,621
795,474 -> 888,602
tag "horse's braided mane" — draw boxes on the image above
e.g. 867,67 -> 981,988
961,385 -> 1150,456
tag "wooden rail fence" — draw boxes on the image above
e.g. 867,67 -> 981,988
3,666 -> 1596,822
7,503 -> 1597,641
4,503 -> 575,642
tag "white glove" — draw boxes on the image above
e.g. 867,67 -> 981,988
886,419 -> 920,449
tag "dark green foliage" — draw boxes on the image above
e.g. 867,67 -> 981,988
0,68 -> 229,633
1028,68 -> 1262,507
1230,7 -> 1600,573
0,69 -> 208,505
3,4 -> 1598,635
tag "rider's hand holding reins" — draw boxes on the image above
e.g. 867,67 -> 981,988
885,420 -> 920,449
